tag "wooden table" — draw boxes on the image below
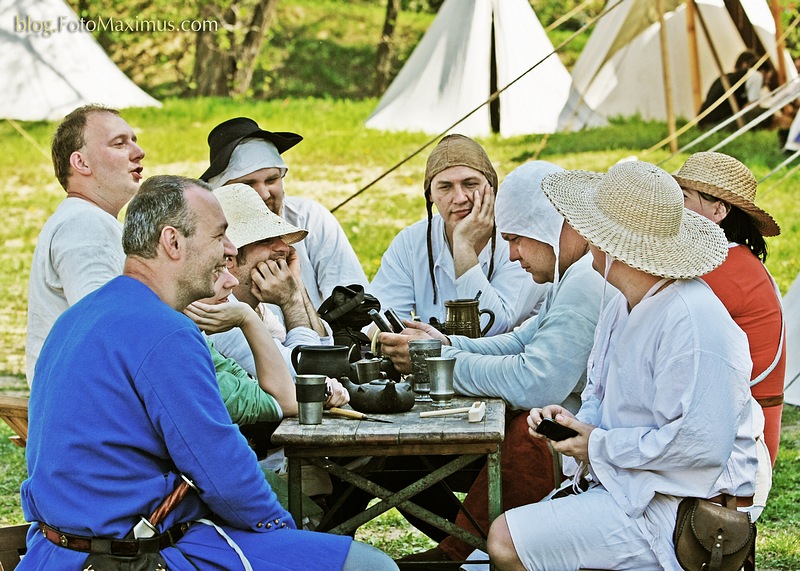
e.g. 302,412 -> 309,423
272,396 -> 505,557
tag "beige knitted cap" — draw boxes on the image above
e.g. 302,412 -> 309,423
423,134 -> 498,195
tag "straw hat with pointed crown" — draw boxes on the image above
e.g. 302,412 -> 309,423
673,151 -> 780,237
213,183 -> 307,249
541,161 -> 728,280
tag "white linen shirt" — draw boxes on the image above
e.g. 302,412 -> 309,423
264,195 -> 368,324
283,195 -> 367,308
26,198 -> 125,385
572,278 -> 760,570
367,215 -> 547,336
444,255 -> 615,412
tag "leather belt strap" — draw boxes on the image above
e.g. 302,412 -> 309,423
755,394 -> 784,408
40,522 -> 189,555
707,494 -> 754,508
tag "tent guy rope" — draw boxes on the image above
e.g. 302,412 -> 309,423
330,1 -> 624,214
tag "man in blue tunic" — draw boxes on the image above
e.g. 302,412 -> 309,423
21,175 -> 396,570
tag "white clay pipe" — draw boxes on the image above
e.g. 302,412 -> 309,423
419,401 -> 486,422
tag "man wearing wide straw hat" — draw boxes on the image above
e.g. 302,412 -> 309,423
369,134 -> 546,341
487,161 -> 763,571
200,117 -> 368,314
190,183 -> 339,381
676,151 -> 785,466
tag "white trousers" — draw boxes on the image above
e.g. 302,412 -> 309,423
505,486 -> 662,571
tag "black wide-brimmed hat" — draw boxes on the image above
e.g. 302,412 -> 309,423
200,117 -> 303,182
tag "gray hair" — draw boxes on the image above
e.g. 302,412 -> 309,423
123,175 -> 209,258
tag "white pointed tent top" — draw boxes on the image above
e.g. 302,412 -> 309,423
365,0 -> 602,137
563,0 -> 797,127
0,0 -> 161,121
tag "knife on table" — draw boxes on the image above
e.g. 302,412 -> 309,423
328,407 -> 393,423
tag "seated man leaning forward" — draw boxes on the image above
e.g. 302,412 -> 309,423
379,161 -> 617,564
488,161 -> 764,571
367,134 -> 548,337
200,116 -> 367,312
185,266 -> 349,426
20,174 -> 396,571
201,183 -> 336,377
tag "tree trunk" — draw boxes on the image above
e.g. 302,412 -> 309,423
233,0 -> 278,96
374,0 -> 401,95
193,3 -> 238,96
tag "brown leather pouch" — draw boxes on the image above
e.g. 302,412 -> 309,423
673,496 -> 755,571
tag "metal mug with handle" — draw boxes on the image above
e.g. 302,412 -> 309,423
443,299 -> 495,338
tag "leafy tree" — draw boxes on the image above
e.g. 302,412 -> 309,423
193,0 -> 279,96
374,0 -> 402,95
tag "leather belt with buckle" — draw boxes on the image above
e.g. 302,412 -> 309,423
40,522 -> 189,555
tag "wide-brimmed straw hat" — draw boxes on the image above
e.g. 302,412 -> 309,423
541,161 -> 728,279
200,117 -> 302,182
213,183 -> 307,249
673,151 -> 780,237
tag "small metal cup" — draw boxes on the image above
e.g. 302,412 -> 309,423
426,356 -> 456,407
408,339 -> 442,402
354,357 -> 383,384
295,374 -> 327,425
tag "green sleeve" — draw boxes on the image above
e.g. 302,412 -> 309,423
207,340 -> 283,425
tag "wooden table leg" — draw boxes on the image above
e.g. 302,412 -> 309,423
287,457 -> 303,526
487,447 -> 502,522
487,447 -> 502,571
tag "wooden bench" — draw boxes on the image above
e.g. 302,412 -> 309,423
0,396 -> 28,448
0,523 -> 29,571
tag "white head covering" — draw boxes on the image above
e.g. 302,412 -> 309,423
495,161 -> 566,284
207,138 -> 288,189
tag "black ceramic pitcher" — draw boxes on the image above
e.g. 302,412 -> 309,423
290,345 -> 354,379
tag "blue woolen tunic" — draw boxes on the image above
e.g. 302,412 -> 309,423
20,276 -> 351,570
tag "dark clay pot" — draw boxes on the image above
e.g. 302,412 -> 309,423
341,376 -> 415,414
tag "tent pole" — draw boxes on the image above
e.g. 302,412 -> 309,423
686,0 -> 702,114
770,0 -> 788,84
657,0 -> 678,153
693,5 -> 746,129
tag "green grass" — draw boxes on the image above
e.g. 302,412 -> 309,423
3,98 -> 799,376
2,0 -> 800,562
0,98 -> 798,568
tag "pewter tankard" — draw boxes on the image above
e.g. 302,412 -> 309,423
443,299 -> 495,338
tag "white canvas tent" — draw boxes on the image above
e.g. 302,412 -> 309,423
0,0 -> 160,121
782,274 -> 800,406
562,0 -> 797,127
365,0 -> 603,138
785,110 -> 800,151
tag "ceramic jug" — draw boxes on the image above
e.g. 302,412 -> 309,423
291,345 -> 354,379
443,299 -> 495,338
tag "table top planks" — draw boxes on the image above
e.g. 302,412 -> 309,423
272,397 -> 505,456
